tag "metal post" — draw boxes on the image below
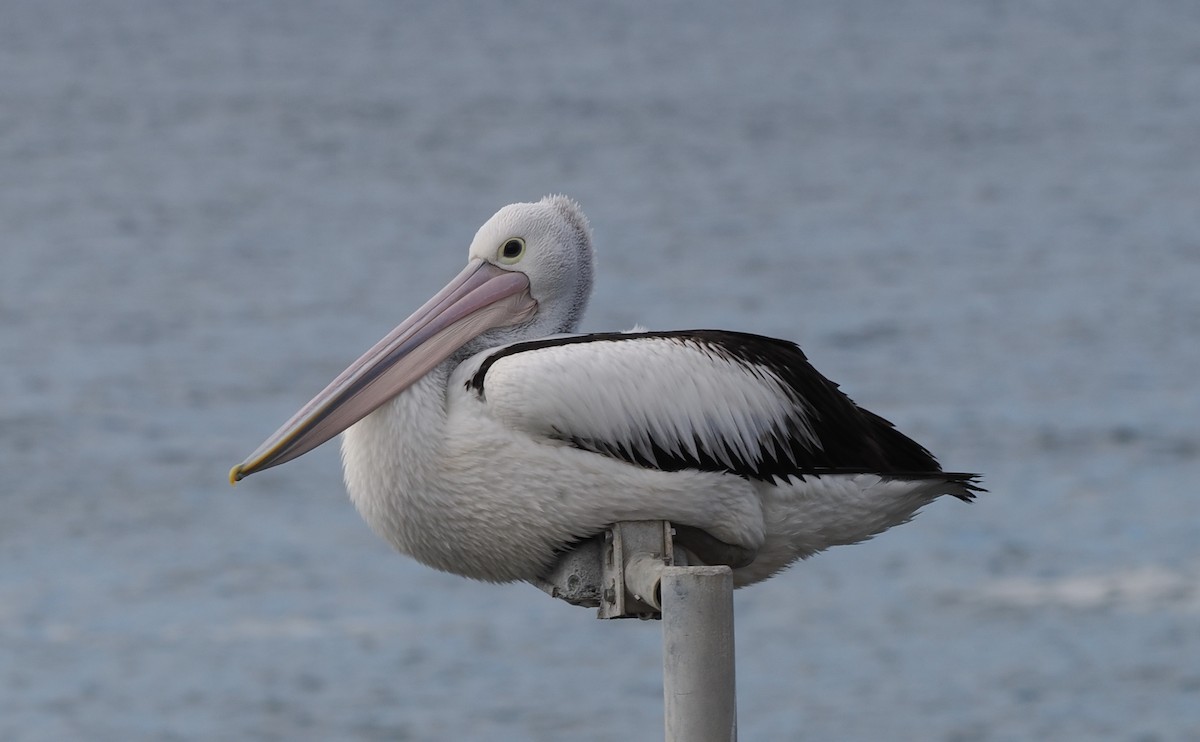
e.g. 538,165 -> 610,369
534,521 -> 738,741
661,565 -> 737,742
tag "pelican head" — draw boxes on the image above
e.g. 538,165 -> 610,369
464,195 -> 593,349
231,195 -> 595,482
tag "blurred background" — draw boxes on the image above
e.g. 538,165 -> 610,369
3,1 -> 1198,740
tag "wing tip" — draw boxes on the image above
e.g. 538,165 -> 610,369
941,472 -> 986,502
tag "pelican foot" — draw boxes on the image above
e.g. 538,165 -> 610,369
671,525 -> 757,569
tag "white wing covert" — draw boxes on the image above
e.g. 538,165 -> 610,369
465,331 -> 948,482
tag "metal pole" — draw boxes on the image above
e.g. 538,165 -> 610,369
534,522 -> 740,741
661,565 -> 737,742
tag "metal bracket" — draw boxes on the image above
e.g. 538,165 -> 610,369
600,520 -> 682,619
533,520 -> 689,619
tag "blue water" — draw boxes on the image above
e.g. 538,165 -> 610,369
3,2 -> 1199,739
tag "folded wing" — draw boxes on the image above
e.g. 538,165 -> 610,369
467,330 -> 966,487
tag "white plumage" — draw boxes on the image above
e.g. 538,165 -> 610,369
472,335 -> 820,471
233,196 -> 980,587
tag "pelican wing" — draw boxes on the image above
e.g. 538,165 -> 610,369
467,331 -> 946,482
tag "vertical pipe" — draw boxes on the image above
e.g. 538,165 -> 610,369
661,565 -> 737,742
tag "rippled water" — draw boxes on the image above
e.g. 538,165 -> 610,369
3,2 -> 1199,740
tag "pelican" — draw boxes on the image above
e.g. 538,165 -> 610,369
232,196 -> 980,587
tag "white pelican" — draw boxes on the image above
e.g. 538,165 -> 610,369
232,196 -> 980,587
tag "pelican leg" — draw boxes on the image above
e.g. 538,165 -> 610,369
671,525 -> 758,569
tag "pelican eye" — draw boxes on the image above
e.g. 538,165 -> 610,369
498,238 -> 525,264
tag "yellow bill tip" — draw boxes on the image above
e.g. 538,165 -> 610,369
229,465 -> 245,486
